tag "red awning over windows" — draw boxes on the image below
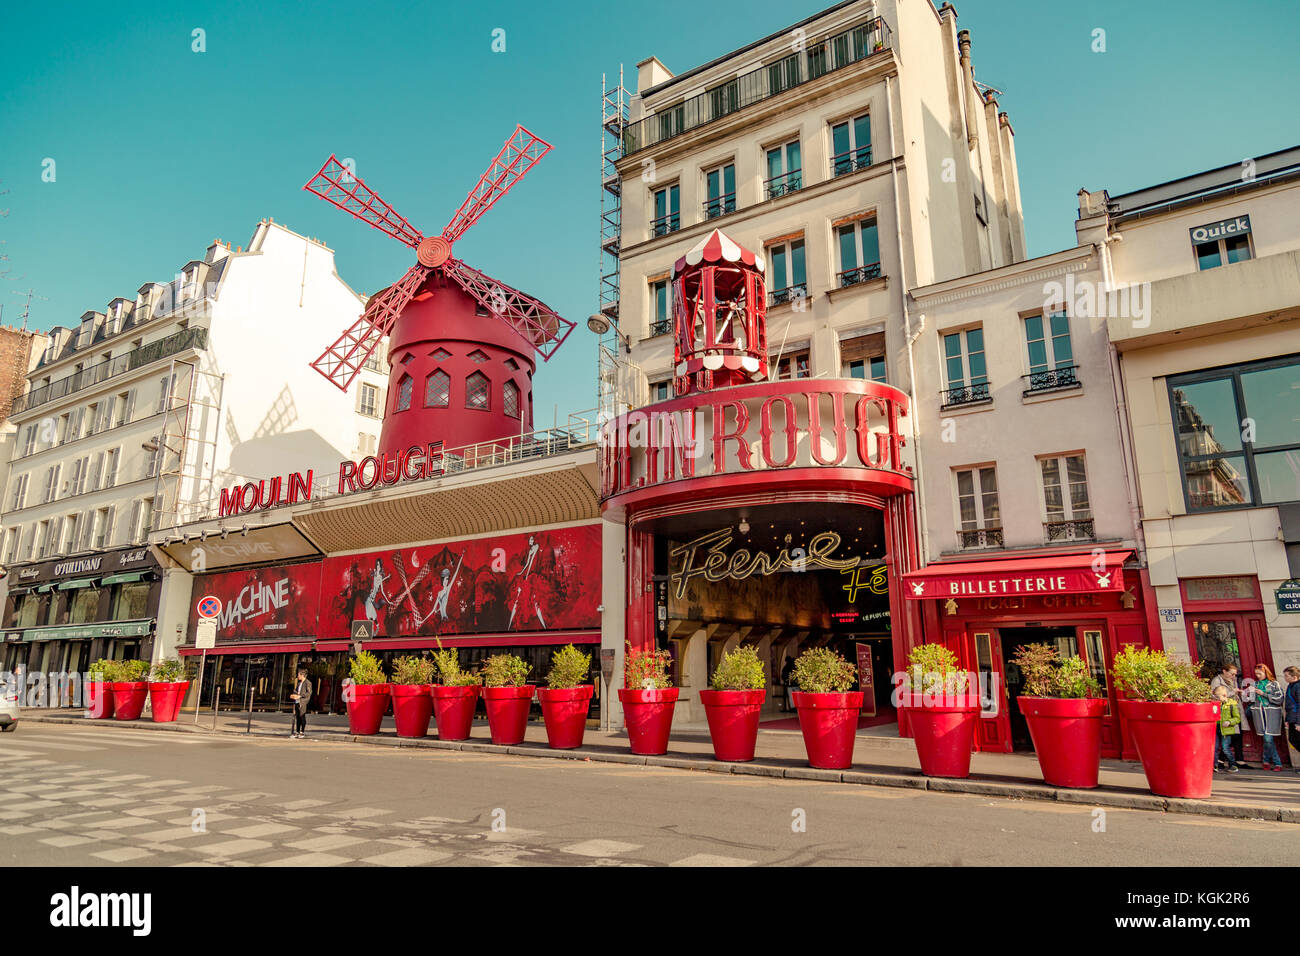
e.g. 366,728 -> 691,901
901,550 -> 1133,600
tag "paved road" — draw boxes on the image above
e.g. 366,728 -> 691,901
1,722 -> 1293,867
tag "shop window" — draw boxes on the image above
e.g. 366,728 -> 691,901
111,581 -> 151,621
941,328 -> 989,407
503,380 -> 520,419
1082,630 -> 1109,714
69,586 -> 101,624
16,594 -> 40,628
774,349 -> 810,380
1040,454 -> 1093,541
425,369 -> 450,408
974,633 -> 998,716
1023,311 -> 1077,392
1169,354 -> 1300,510
955,466 -> 1001,549
394,374 -> 414,412
465,371 -> 490,411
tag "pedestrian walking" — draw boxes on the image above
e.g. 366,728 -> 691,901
1212,684 -> 1240,773
289,667 -> 312,738
1248,664 -> 1285,771
1209,664 -> 1250,767
1284,666 -> 1300,774
781,654 -> 797,712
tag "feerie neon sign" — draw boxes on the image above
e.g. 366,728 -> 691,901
669,526 -> 860,599
600,380 -> 911,500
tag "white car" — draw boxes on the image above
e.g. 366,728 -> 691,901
0,681 -> 18,731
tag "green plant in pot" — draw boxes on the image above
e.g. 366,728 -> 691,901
481,653 -> 535,746
150,658 -> 186,683
390,655 -> 436,739
345,650 -> 390,736
108,659 -> 152,721
619,642 -> 678,756
1111,645 -> 1218,799
898,643 -> 980,779
429,645 -> 480,742
789,647 -> 862,770
1010,643 -> 1106,789
86,658 -> 115,718
700,645 -> 767,762
147,658 -> 190,723
392,655 -> 436,686
538,644 -> 594,750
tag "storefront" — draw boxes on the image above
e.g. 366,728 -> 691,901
902,549 -> 1160,759
2,545 -> 161,696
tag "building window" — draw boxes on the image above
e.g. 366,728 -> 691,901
649,279 -> 672,336
941,328 -> 990,407
431,348 -> 452,362
767,53 -> 799,96
707,78 -> 740,119
111,581 -> 150,620
104,448 -> 120,488
21,425 -> 35,456
650,380 -> 673,402
43,464 -> 61,503
840,331 -> 886,383
831,113 -> 871,176
704,163 -> 736,219
1040,454 -> 1094,541
768,239 -> 807,306
114,389 -> 135,427
9,474 -> 28,511
34,520 -> 50,559
955,466 -> 1002,549
765,141 -> 802,199
358,383 -> 380,417
69,585 -> 101,624
468,349 -> 489,365
1193,219 -> 1253,271
156,376 -> 170,414
503,380 -> 521,419
364,350 -> 385,372
657,104 -> 686,142
130,498 -> 154,545
465,371 -> 490,411
425,369 -> 450,408
84,403 -> 98,437
774,349 -> 810,380
93,506 -> 114,549
846,356 -> 887,383
1169,354 -> 1300,509
651,184 -> 680,236
835,218 -> 881,286
394,374 -> 414,413
1023,311 -> 1078,393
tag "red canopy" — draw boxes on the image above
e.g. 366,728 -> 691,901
901,550 -> 1133,600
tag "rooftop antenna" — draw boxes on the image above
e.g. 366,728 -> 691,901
12,288 -> 47,332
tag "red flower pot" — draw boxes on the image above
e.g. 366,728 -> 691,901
618,687 -> 679,755
699,689 -> 766,762
148,682 -> 189,723
483,685 -> 535,745
1018,696 -> 1107,788
431,685 -> 480,741
1118,699 -> 1221,798
346,683 -> 390,736
900,693 -> 981,778
110,682 -> 149,721
86,681 -> 114,719
391,684 -> 434,738
537,686 -> 594,749
792,691 -> 864,769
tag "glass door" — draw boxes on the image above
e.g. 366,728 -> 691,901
1188,615 -> 1275,763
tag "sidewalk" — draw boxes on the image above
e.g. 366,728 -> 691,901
19,709 -> 1300,824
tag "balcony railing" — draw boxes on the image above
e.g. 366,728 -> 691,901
1023,365 -> 1081,396
651,212 -> 681,237
622,17 -> 892,156
704,193 -> 737,220
1044,518 -> 1095,542
764,170 -> 803,200
13,326 -> 209,416
769,283 -> 807,307
648,318 -> 673,337
831,147 -> 873,177
940,381 -> 992,408
837,262 -> 882,288
958,527 -> 1004,550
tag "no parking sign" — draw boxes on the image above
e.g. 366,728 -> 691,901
197,595 -> 222,619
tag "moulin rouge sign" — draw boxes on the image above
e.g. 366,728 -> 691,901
218,443 -> 445,517
600,380 -> 912,501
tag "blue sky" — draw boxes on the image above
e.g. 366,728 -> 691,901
1,0 -> 1296,422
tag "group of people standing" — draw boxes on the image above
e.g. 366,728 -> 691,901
1210,662 -> 1300,773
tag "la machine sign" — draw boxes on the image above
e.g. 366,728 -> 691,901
218,443 -> 445,517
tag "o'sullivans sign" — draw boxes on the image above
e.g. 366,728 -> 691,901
600,379 -> 912,502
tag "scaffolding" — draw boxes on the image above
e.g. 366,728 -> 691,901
151,357 -> 225,533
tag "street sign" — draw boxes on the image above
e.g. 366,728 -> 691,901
195,620 -> 217,649
1277,580 -> 1300,614
600,647 -> 615,681
197,595 -> 222,619
351,619 -> 374,641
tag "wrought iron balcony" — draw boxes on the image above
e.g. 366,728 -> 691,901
958,527 -> 1004,550
622,17 -> 892,156
648,318 -> 673,337
704,193 -> 737,219
831,148 -> 873,178
1023,364 -> 1081,396
1044,518 -> 1095,542
837,262 -> 882,288
769,283 -> 808,307
765,170 -> 803,200
651,213 -> 680,237
940,381 -> 992,409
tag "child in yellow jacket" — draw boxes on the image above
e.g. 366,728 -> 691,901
1214,684 -> 1241,773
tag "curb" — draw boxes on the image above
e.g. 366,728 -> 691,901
17,714 -> 1294,824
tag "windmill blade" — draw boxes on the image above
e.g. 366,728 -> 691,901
311,263 -> 430,391
440,126 -> 552,245
304,155 -> 424,249
442,258 -> 575,361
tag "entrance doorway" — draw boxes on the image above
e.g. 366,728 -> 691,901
1187,613 -> 1278,764
1000,626 -> 1077,751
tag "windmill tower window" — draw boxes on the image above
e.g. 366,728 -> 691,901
395,374 -> 415,412
425,369 -> 451,408
465,371 -> 491,411
503,380 -> 520,419
468,349 -> 490,365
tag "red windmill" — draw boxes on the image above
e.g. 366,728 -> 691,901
303,126 -> 575,458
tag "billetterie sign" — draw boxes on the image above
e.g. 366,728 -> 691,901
218,442 -> 445,517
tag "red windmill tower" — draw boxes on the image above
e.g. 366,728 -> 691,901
303,126 -> 575,458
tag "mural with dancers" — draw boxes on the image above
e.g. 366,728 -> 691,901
317,524 -> 601,638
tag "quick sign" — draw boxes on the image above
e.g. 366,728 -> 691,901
1189,215 -> 1250,245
